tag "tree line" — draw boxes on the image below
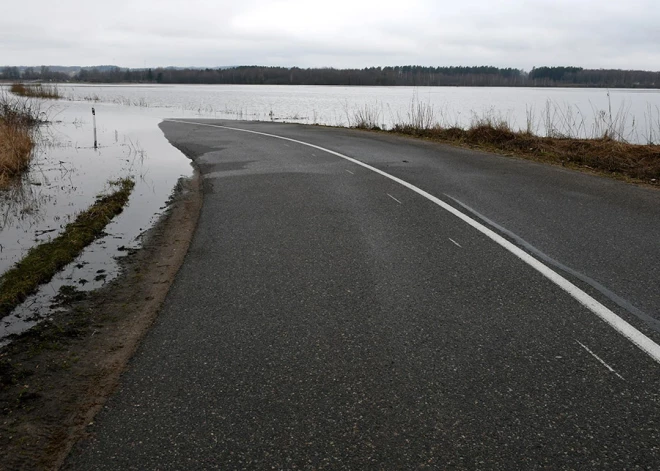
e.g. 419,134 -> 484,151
3,65 -> 659,88
1,66 -> 70,82
527,67 -> 660,88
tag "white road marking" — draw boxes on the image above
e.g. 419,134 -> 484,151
443,193 -> 660,332
345,169 -> 354,175
449,238 -> 462,248
576,340 -> 626,380
165,119 -> 660,365
387,193 -> 402,205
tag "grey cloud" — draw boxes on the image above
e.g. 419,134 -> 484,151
0,0 -> 658,70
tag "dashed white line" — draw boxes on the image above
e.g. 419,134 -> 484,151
387,193 -> 403,205
165,119 -> 660,366
345,169 -> 354,175
576,340 -> 625,380
449,238 -> 462,248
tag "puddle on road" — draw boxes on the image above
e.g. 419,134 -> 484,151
0,101 -> 193,344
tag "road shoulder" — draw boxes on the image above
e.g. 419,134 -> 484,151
0,170 -> 202,470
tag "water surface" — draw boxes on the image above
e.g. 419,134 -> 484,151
60,84 -> 660,144
2,83 -> 659,341
0,101 -> 193,342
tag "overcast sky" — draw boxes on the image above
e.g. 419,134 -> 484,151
1,0 -> 659,70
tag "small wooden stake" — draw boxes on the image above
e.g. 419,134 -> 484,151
92,107 -> 98,149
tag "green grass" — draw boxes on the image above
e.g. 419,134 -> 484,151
0,178 -> 135,318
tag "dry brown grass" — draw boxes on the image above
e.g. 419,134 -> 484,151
392,124 -> 660,184
0,122 -> 34,187
0,93 -> 41,188
10,82 -> 62,99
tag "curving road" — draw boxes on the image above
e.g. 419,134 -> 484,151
66,120 -> 660,470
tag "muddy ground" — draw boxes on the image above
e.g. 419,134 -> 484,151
0,169 -> 202,470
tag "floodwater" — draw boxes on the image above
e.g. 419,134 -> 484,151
0,100 -> 193,342
60,83 -> 660,144
2,83 -> 660,341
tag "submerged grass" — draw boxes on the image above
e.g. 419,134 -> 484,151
10,83 -> 62,100
0,178 -> 135,318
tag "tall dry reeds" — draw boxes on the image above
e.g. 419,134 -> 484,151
343,101 -> 382,129
391,92 -> 437,132
0,93 -> 42,187
10,82 -> 62,99
364,93 -> 659,184
389,118 -> 660,184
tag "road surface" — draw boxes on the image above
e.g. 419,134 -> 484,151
66,121 -> 660,470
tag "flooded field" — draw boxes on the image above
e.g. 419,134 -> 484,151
2,83 -> 660,341
60,83 -> 660,144
0,100 -> 193,342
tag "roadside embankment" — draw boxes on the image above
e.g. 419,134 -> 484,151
388,124 -> 660,185
0,171 -> 201,470
343,97 -> 660,186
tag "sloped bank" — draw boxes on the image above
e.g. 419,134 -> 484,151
0,170 -> 201,470
386,124 -> 660,186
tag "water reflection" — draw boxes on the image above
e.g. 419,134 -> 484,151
2,84 -> 659,342
51,83 -> 660,144
0,101 -> 193,343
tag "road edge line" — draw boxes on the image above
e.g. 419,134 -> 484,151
164,119 -> 660,365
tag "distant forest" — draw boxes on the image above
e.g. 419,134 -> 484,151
2,65 -> 660,88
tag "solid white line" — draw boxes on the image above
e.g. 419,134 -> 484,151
387,193 -> 403,205
165,119 -> 660,365
443,193 -> 660,332
345,169 -> 354,175
576,340 -> 626,380
449,238 -> 463,248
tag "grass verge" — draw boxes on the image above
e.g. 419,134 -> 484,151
0,173 -> 201,470
0,178 -> 135,318
391,124 -> 660,184
345,96 -> 659,185
10,83 -> 62,100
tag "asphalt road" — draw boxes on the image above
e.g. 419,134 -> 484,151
66,121 -> 660,470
